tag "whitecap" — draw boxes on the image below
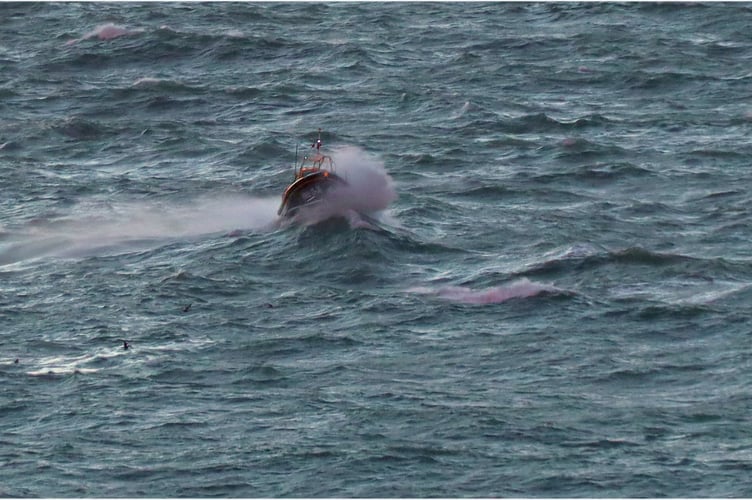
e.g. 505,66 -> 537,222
408,278 -> 559,304
66,23 -> 139,45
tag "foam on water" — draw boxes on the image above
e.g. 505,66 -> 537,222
408,278 -> 559,304
0,194 -> 280,265
65,23 -> 137,46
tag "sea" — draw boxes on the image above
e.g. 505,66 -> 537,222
1,1 -> 752,497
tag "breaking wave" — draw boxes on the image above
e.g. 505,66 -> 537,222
408,278 -> 559,304
282,145 -> 398,228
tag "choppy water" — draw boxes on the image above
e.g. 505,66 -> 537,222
2,2 -> 752,497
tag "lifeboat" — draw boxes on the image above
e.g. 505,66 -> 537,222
277,130 -> 347,217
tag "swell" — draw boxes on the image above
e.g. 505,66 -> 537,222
522,244 -> 752,280
4,3 -> 752,498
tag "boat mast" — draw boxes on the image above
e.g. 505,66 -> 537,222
315,128 -> 322,150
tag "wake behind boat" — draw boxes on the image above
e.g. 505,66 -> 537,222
277,130 -> 348,218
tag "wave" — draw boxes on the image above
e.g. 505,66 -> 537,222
65,23 -> 139,46
407,278 -> 559,304
535,244 -> 752,276
282,145 -> 398,228
450,112 -> 616,136
518,243 -> 752,308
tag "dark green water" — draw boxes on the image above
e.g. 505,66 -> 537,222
2,2 -> 752,497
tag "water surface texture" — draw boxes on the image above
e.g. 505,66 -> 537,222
2,2 -> 752,497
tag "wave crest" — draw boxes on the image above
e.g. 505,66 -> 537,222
408,278 -> 558,304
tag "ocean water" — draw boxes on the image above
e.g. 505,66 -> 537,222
2,2 -> 752,497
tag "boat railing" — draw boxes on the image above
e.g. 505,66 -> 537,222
295,152 -> 336,178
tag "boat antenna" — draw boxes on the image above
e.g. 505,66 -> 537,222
294,143 -> 299,172
315,128 -> 322,151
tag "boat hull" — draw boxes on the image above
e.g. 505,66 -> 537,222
277,170 -> 347,217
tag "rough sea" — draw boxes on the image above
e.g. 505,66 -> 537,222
2,1 -> 752,497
